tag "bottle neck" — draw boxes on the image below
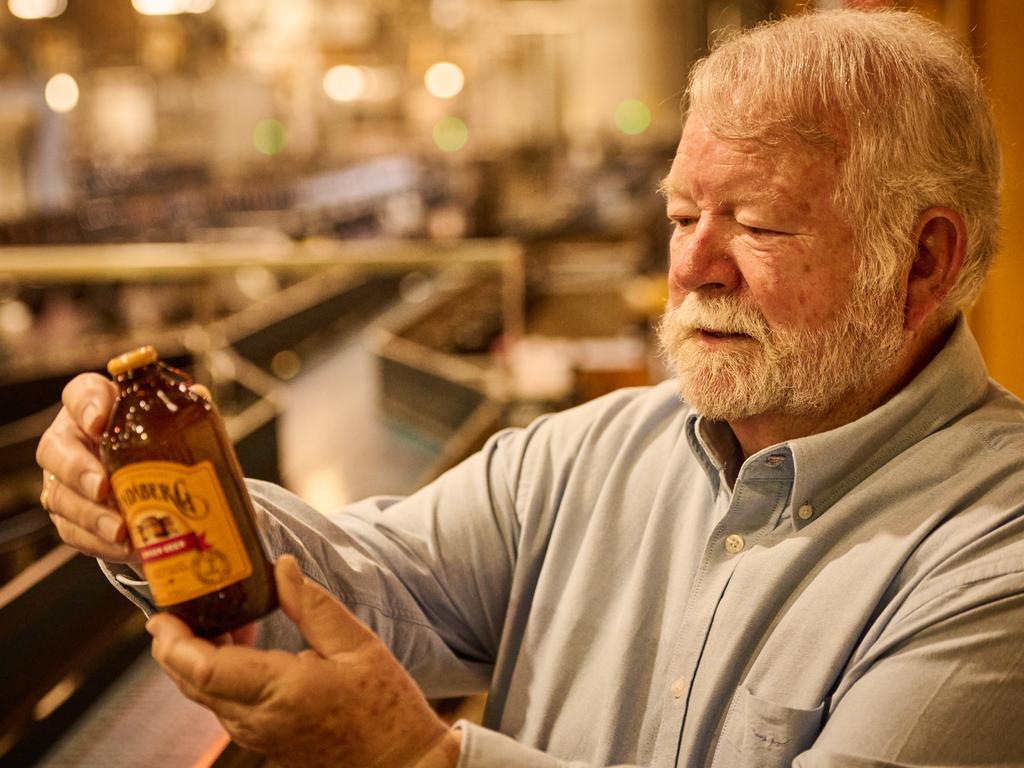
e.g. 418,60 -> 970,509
115,362 -> 163,391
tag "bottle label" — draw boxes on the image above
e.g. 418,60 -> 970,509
111,460 -> 254,607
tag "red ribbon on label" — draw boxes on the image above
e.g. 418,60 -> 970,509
139,531 -> 209,562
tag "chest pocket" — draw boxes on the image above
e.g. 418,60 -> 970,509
711,686 -> 825,768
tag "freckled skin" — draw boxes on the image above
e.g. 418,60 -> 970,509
663,116 -> 860,330
148,558 -> 461,768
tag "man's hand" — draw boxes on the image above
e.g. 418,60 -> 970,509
36,372 -> 213,567
35,373 -> 132,562
147,555 -> 462,768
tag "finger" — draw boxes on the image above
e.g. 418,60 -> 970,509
275,555 -> 377,659
148,614 -> 285,704
49,509 -> 133,562
201,618 -> 253,651
227,622 -> 259,647
156,656 -> 257,728
36,409 -> 109,502
208,621 -> 256,648
190,384 -> 211,400
60,373 -> 117,440
46,477 -> 126,544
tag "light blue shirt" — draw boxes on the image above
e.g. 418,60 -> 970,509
109,316 -> 1024,766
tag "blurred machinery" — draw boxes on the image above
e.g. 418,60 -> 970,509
0,230 -> 668,765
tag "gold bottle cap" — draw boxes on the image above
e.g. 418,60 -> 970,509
107,345 -> 158,376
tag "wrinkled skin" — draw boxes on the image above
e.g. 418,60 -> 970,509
149,557 -> 460,768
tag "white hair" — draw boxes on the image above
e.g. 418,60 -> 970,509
685,9 -> 1002,311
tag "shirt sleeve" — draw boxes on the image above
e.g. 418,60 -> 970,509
247,422 -> 538,700
95,418 -> 537,698
96,391 -> 660,765
97,560 -> 156,616
793,572 -> 1024,767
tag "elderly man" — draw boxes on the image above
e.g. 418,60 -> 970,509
36,8 -> 1024,768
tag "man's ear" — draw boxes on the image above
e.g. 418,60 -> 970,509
904,207 -> 966,333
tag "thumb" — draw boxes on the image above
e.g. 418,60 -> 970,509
274,555 -> 377,659
190,384 -> 212,401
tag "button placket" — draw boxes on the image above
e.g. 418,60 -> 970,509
651,464 -> 793,764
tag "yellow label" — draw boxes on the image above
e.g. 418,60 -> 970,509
111,460 -> 253,607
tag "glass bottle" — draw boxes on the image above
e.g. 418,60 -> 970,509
100,346 -> 277,637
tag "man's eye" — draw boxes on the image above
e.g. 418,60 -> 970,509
742,223 -> 779,236
669,217 -> 697,230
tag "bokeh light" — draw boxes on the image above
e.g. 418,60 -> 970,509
433,116 -> 468,152
271,350 -> 302,380
0,300 -> 33,337
614,99 -> 652,135
131,0 -> 214,15
44,73 -> 79,113
430,0 -> 469,31
424,62 -> 465,99
234,265 -> 279,301
8,0 -> 66,19
323,65 -> 368,102
253,119 -> 286,155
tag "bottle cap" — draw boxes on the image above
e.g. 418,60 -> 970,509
107,345 -> 158,376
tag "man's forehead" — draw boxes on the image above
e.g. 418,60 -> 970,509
679,110 -> 843,154
661,121 -> 841,204
658,151 -> 797,205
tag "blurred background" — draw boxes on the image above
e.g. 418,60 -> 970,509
0,0 -> 1021,765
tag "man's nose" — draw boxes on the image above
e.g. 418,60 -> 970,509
669,216 -> 741,296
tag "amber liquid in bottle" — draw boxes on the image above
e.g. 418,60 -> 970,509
100,346 -> 277,637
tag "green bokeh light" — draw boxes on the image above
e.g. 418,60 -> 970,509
615,99 -> 652,135
253,119 -> 286,155
433,116 -> 468,152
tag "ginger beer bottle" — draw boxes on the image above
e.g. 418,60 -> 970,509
100,346 -> 277,636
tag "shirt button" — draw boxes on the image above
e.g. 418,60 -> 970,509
724,533 -> 745,554
798,504 -> 814,521
671,678 -> 685,698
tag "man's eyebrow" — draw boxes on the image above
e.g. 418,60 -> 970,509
657,177 -> 790,208
656,177 -> 680,200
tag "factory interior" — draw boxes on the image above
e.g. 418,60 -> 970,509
1,0 -> 1022,765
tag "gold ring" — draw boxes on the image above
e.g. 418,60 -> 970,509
40,473 -> 56,512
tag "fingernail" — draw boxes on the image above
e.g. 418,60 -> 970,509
82,472 -> 103,500
83,405 -> 101,432
281,556 -> 303,586
145,617 -> 161,637
97,514 -> 123,543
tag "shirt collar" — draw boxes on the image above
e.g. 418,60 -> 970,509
683,314 -> 990,529
785,314 -> 989,528
685,413 -> 726,497
686,409 -> 794,503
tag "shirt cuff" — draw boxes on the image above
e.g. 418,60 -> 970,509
98,559 -> 156,617
454,720 -> 562,767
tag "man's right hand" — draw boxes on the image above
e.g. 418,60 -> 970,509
35,373 -> 133,563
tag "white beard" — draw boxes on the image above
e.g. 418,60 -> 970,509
656,286 -> 906,421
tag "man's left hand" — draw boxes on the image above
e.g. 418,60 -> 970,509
147,555 -> 461,768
